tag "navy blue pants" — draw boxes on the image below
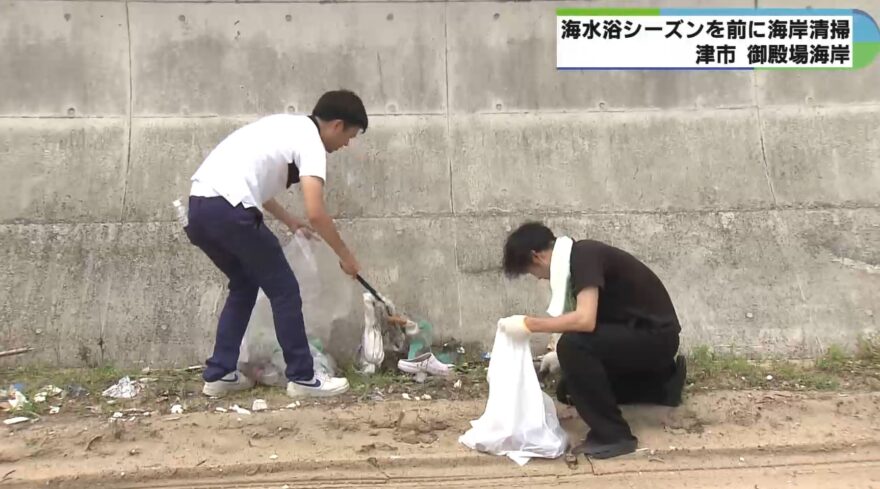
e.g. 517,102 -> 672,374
184,196 -> 314,383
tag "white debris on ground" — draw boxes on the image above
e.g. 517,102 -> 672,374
170,404 -> 184,415
3,417 -> 30,426
102,377 -> 142,399
252,399 -> 268,412
231,405 -> 251,415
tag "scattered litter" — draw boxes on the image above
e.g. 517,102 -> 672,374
139,377 -> 158,383
231,405 -> 251,415
163,416 -> 181,421
422,394 -> 432,400
457,346 -> 466,354
141,367 -> 152,374
413,371 -> 428,383
112,412 -> 124,419
3,417 -> 29,426
49,406 -> 60,415
454,380 -> 462,389
739,456 -> 746,462
6,385 -> 28,411
215,407 -> 228,413
649,457 -> 666,463
282,485 -> 290,489
129,448 -> 140,456
269,454 -> 278,460
102,377 -> 142,399
184,365 -> 204,372
766,375 -> 773,381
252,399 -> 268,412
285,402 -> 301,409
402,393 -> 412,401
170,404 -> 184,415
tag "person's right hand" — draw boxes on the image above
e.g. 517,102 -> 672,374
339,255 -> 361,278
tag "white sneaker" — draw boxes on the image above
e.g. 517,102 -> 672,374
397,352 -> 453,377
287,372 -> 350,398
202,371 -> 255,397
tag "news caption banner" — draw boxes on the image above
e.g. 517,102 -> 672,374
557,8 -> 880,70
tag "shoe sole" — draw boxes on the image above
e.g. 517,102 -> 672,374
202,382 -> 254,398
286,384 -> 350,399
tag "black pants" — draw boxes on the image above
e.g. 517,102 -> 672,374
555,319 -> 680,442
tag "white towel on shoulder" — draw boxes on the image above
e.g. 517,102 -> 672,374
546,236 -> 574,317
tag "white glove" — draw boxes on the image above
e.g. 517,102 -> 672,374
539,351 -> 561,377
497,315 -> 531,341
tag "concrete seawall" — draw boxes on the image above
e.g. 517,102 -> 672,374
1,0 -> 878,368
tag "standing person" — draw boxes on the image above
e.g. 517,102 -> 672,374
184,90 -> 367,399
497,222 -> 687,459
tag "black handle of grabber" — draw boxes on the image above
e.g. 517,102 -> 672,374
356,274 -> 386,305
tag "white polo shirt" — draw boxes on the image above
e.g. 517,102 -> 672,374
190,114 -> 327,212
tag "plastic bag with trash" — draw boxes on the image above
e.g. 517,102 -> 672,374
238,232 -> 353,386
459,323 -> 568,466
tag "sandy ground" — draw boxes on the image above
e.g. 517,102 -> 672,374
2,389 -> 880,488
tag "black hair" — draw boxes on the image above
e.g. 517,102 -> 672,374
312,89 -> 368,132
502,221 -> 556,278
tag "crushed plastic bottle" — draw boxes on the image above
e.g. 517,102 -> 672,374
172,199 -> 188,227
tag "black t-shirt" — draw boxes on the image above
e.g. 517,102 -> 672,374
570,240 -> 679,330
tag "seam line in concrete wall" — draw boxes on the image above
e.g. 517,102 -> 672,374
6,203 -> 878,226
442,2 -> 464,334
752,73 -> 779,207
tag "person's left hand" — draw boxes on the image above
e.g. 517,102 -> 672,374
497,315 -> 531,340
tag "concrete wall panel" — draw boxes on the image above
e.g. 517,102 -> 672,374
100,223 -> 224,368
447,1 -> 755,113
451,110 -> 771,214
0,224 -> 116,367
129,3 -> 447,116
0,119 -> 128,223
778,208 -> 880,350
0,1 -> 128,116
762,107 -> 880,207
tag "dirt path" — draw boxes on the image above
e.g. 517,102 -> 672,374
2,390 -> 880,488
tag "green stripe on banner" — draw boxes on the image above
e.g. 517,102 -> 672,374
854,42 -> 880,69
556,8 -> 661,17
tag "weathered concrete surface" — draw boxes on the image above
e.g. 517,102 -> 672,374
0,119 -> 128,223
450,110 -> 772,214
447,0 -> 755,113
129,2 -> 446,116
0,224 -> 115,367
761,106 -> 880,207
756,0 -> 880,107
0,1 -> 129,116
1,0 -> 878,367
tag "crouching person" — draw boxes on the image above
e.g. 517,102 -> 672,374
498,222 -> 687,459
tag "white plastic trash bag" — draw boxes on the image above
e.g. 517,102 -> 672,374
238,232 -> 353,386
459,325 -> 569,466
